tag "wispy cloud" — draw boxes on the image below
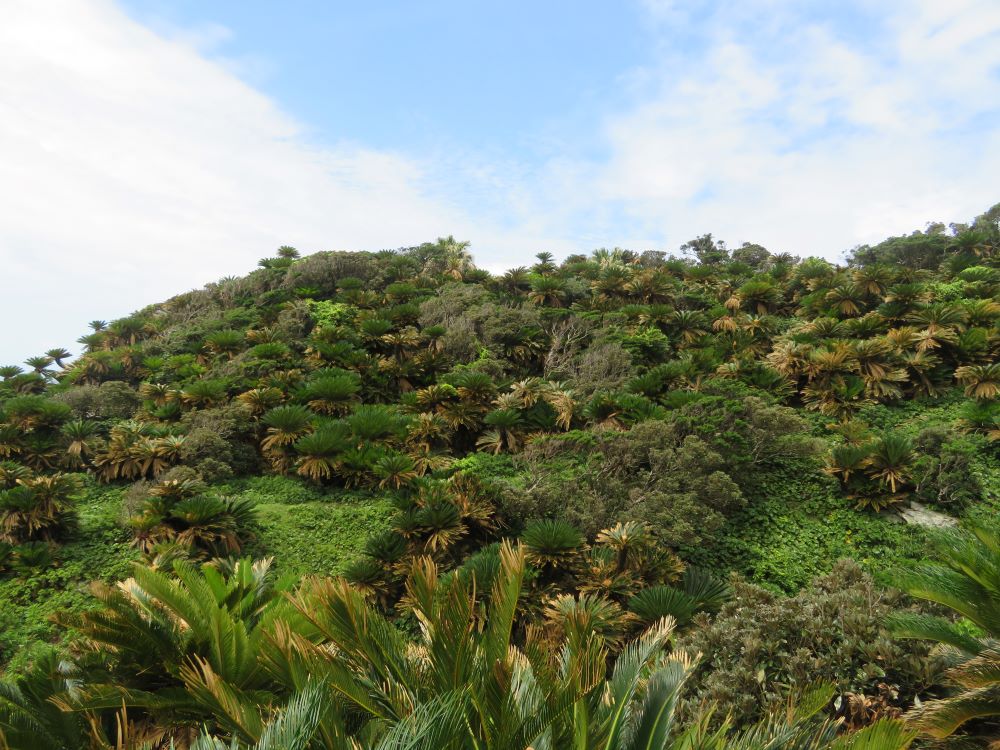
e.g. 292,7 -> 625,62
0,0 -> 565,361
584,0 -> 1000,255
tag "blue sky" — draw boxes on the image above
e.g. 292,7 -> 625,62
1,0 -> 999,363
121,1 -> 651,157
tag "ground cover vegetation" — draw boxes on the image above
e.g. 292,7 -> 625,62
0,206 -> 999,747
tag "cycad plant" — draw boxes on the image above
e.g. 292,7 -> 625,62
827,443 -> 873,484
627,566 -> 731,629
181,379 -> 230,410
345,404 -> 409,445
184,544 -> 912,750
60,419 -> 101,468
374,451 -> 418,489
293,423 -> 351,482
522,519 -> 586,576
476,408 -> 525,454
866,434 -> 913,495
0,473 -> 81,544
529,275 -> 568,307
44,348 -> 73,368
827,434 -> 914,511
55,557 -> 290,743
204,329 -> 246,358
129,479 -> 256,558
0,650 -> 90,749
298,371 -> 361,416
888,517 -> 1000,743
237,386 -> 285,417
261,405 -> 314,471
955,363 -> 1000,401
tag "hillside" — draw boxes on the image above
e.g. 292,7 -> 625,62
1,205 -> 999,747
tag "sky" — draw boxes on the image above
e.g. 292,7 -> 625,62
1,0 -> 999,364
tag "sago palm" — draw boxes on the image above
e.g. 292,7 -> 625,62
374,451 -> 418,489
955,363 -> 1000,401
204,329 -> 246,358
59,557 -> 289,742
299,374 -> 361,415
294,425 -> 350,482
477,408 -> 525,454
181,379 -> 229,410
866,434 -> 913,494
261,405 -> 315,453
888,517 -> 1000,742
826,284 -> 867,317
529,275 -> 567,307
44,347 -> 73,368
521,519 -> 585,574
237,387 -> 284,417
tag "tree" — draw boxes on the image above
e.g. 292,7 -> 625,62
529,275 -> 567,307
0,473 -> 81,543
681,233 -> 729,265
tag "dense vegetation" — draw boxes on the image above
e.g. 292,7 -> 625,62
1,204 -> 999,748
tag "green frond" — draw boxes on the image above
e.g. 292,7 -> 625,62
907,684 -> 1000,739
885,612 -> 982,655
826,718 -> 917,750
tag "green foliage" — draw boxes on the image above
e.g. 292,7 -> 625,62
676,560 -> 941,729
212,475 -> 329,506
506,418 -> 747,546
308,300 -> 355,328
911,426 -> 984,507
697,457 -> 928,591
252,496 -> 395,576
888,517 -> 1000,740
3,210 -> 1000,744
0,481 -> 136,670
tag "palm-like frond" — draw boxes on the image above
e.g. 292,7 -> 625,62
889,517 -> 1000,740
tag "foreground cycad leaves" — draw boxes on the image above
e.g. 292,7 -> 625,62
888,517 -> 1000,743
1,546 -> 918,750
199,542 -> 914,750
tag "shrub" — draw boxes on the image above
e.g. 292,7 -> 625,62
179,404 -> 258,475
504,420 -> 744,546
568,342 -> 634,398
676,559 -> 943,728
911,426 -> 984,507
281,251 -> 377,296
52,382 -> 139,421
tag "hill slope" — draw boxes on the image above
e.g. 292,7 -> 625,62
1,206 -> 999,744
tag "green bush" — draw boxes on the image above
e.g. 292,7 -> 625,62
51,382 -> 140,422
676,559 -> 943,728
0,481 -> 136,670
252,497 -> 395,576
695,457 -> 928,591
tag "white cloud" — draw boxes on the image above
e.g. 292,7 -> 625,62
589,0 -> 1000,257
0,0 -> 567,363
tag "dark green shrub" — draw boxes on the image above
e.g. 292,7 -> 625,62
52,382 -> 139,421
676,559 -> 943,728
911,426 -> 984,507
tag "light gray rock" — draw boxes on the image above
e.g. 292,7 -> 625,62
898,501 -> 958,528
